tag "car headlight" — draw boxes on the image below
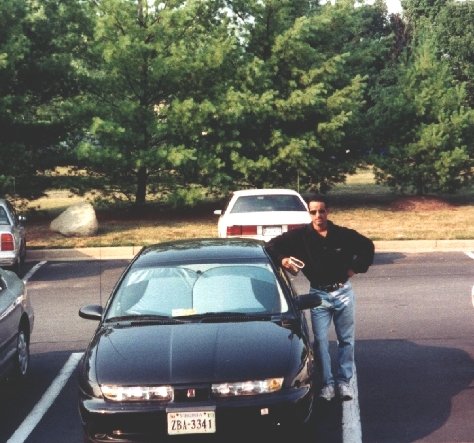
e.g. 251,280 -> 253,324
212,378 -> 283,397
101,385 -> 173,402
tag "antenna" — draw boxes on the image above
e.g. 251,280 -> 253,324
99,235 -> 102,306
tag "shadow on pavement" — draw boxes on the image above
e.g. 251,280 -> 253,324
357,339 -> 474,443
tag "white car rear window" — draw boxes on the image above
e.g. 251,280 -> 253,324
230,195 -> 306,213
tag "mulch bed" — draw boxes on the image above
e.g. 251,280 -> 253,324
389,196 -> 454,211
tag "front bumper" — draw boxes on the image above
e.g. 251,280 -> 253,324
79,386 -> 313,442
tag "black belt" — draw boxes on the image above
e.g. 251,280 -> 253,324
312,282 -> 345,292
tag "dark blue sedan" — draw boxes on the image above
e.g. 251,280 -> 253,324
78,238 -> 320,442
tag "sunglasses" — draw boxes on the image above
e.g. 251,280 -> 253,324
309,209 -> 326,215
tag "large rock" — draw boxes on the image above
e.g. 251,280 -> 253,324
50,202 -> 99,237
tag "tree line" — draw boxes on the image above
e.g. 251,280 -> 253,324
1,0 -> 473,206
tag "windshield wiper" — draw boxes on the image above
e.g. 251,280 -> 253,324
187,312 -> 272,323
105,314 -> 189,325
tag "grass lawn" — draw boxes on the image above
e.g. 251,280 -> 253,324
24,168 -> 474,249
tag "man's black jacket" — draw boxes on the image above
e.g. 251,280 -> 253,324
265,221 -> 375,287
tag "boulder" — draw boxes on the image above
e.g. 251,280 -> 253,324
50,202 -> 99,237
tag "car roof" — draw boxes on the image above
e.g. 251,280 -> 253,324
231,189 -> 303,197
133,238 -> 270,267
0,198 -> 13,208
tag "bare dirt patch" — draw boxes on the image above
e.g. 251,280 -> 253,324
390,196 -> 454,211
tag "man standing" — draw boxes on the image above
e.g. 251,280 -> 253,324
266,194 -> 374,401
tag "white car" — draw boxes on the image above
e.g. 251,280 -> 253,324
214,189 -> 311,241
0,199 -> 27,275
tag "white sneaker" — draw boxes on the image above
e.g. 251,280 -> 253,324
338,382 -> 353,400
319,384 -> 335,401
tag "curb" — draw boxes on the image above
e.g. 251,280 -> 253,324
26,246 -> 143,261
25,240 -> 474,262
373,239 -> 474,253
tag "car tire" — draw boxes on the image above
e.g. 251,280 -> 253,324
13,327 -> 30,378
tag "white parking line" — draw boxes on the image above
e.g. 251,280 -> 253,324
465,253 -> 474,308
6,352 -> 83,443
22,260 -> 47,283
342,367 -> 362,443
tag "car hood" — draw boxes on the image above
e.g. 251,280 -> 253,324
90,321 -> 303,385
223,212 -> 310,225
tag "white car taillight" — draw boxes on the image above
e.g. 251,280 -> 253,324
226,225 -> 258,236
0,233 -> 14,251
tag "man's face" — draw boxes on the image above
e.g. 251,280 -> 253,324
308,201 -> 328,229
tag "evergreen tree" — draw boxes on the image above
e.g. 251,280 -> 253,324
77,0 -> 240,205
434,1 -> 474,106
369,27 -> 474,194
187,1 -> 391,193
0,0 -> 94,198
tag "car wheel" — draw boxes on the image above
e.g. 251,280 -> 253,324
13,327 -> 30,378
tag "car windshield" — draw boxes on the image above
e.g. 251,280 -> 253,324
230,194 -> 306,213
106,263 -> 289,319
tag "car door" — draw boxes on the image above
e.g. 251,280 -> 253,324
0,271 -> 21,372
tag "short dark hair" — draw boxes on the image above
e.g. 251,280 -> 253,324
305,193 -> 329,208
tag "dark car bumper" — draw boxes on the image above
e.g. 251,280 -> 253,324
79,385 -> 313,442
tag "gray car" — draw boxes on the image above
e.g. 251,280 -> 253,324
0,267 -> 34,381
0,198 -> 27,275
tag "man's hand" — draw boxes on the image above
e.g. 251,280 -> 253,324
282,257 -> 304,275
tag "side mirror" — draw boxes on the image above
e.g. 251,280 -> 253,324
79,304 -> 103,320
213,209 -> 222,215
294,292 -> 322,310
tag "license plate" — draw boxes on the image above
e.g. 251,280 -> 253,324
167,410 -> 216,435
263,226 -> 282,236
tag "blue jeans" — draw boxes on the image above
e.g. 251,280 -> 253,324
310,282 -> 355,387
